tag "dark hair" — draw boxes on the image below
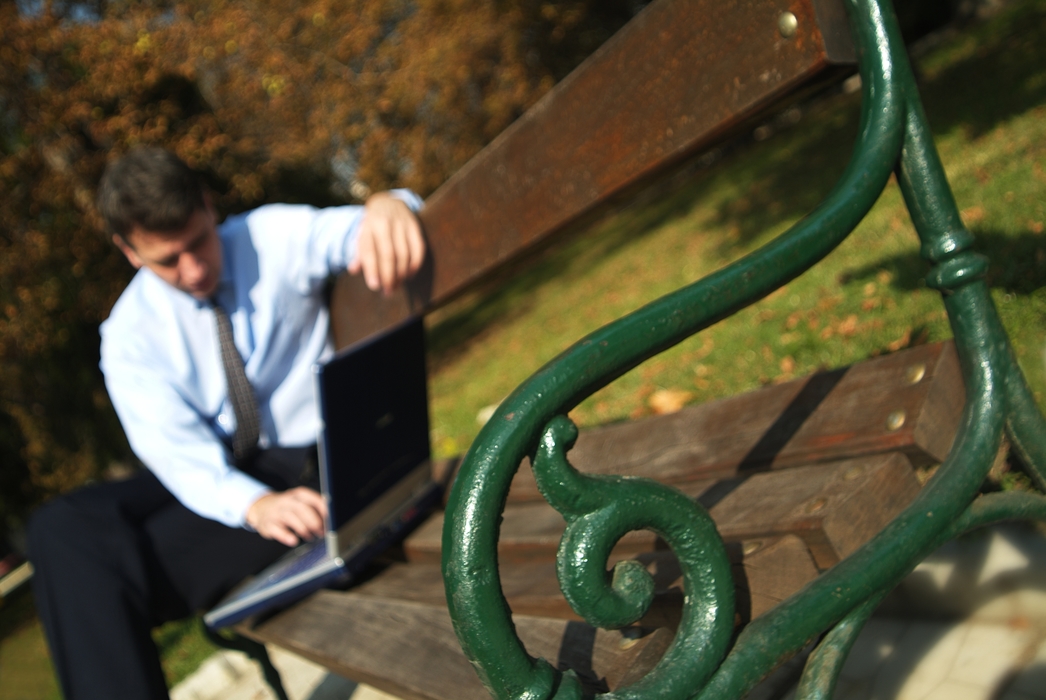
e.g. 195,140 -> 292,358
97,147 -> 206,240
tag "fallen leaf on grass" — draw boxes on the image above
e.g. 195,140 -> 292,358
887,328 -> 911,352
961,205 -> 986,224
886,326 -> 929,352
694,337 -> 715,360
838,314 -> 859,337
648,388 -> 693,415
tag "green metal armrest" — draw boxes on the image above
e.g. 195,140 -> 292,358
439,0 -> 1046,698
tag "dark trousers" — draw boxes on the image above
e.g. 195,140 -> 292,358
27,447 -> 316,700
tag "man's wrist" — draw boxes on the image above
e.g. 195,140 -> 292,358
243,489 -> 274,532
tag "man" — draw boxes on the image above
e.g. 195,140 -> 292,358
27,147 -> 425,699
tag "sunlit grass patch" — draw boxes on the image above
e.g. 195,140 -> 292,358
427,0 -> 1046,458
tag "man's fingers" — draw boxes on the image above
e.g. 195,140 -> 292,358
391,222 -> 411,284
248,489 -> 327,546
262,521 -> 300,547
355,223 -> 379,291
406,217 -> 425,274
277,489 -> 324,540
371,217 -> 396,294
291,487 -> 328,520
395,214 -> 424,279
353,193 -> 425,295
287,491 -> 326,537
282,509 -> 316,542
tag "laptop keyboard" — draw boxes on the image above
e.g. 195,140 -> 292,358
264,539 -> 330,582
225,538 -> 331,602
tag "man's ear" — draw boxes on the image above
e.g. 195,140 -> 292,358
113,234 -> 144,269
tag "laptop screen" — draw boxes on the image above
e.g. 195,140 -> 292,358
315,316 -> 430,531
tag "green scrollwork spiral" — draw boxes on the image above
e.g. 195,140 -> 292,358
532,415 -> 734,699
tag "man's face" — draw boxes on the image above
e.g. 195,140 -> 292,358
115,205 -> 222,300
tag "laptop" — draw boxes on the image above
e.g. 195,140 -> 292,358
204,316 -> 440,629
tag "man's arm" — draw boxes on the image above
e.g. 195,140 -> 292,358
101,346 -> 275,528
241,191 -> 426,544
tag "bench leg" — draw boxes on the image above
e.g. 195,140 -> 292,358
203,623 -> 290,700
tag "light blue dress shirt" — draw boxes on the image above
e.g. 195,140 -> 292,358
99,192 -> 423,528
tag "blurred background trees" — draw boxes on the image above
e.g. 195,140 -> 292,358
0,0 -> 647,547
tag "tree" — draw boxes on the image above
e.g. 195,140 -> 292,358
0,0 -> 645,543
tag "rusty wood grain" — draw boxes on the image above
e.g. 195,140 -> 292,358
403,452 -> 918,569
343,536 -> 816,628
242,538 -> 818,698
500,341 -> 962,502
331,0 -> 853,348
244,593 -> 676,700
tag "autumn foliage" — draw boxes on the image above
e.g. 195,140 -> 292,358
0,0 -> 642,541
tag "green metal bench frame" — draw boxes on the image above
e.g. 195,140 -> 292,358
439,0 -> 1046,698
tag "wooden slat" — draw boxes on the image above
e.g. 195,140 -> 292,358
348,536 -> 817,629
728,535 -> 822,622
503,341 -> 963,502
404,452 -> 919,568
245,593 -> 682,700
707,453 -> 921,569
245,537 -> 817,699
330,0 -> 854,348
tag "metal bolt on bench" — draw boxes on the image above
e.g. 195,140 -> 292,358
440,0 -> 1046,698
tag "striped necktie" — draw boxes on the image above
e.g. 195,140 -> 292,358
212,302 -> 260,460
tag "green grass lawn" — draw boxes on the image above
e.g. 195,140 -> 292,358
3,0 -> 1045,695
426,0 -> 1046,460
0,593 -> 61,700
0,588 -> 218,699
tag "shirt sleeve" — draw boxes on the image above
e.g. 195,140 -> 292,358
99,297 -> 271,527
245,189 -> 424,297
101,316 -> 270,528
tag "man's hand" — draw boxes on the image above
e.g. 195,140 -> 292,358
348,192 -> 425,295
246,487 -> 328,547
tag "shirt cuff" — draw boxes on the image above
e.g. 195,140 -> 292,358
387,188 -> 424,212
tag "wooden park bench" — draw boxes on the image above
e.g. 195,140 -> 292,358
233,0 -> 1046,698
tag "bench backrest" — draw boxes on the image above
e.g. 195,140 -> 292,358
330,0 -> 855,348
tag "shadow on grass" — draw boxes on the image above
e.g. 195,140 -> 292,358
919,2 -> 1046,141
0,586 -> 38,644
704,0 -> 1046,251
426,180 -> 706,368
428,2 -> 1046,367
839,227 -> 1046,295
